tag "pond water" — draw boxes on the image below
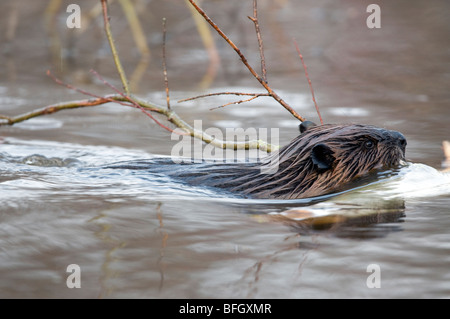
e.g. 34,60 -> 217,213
0,0 -> 449,298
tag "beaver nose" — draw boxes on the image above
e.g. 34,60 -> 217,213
391,131 -> 407,148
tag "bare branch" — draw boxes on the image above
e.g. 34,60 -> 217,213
187,0 -> 306,122
0,93 -> 279,152
46,70 -> 105,100
178,91 -> 270,103
1,72 -> 279,152
248,0 -> 267,83
0,97 -> 111,126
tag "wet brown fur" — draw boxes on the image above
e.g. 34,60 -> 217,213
231,124 -> 406,199
110,124 -> 407,199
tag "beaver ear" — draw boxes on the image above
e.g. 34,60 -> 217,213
311,144 -> 335,173
299,121 -> 317,133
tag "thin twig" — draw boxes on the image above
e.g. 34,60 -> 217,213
162,18 -> 171,110
101,0 -> 130,95
47,70 -> 145,110
210,95 -> 260,110
293,39 -> 323,125
89,69 -> 175,133
38,71 -> 181,135
5,71 -> 279,151
178,91 -> 270,103
47,70 -> 105,100
0,91 -> 279,152
49,69 -> 172,114
179,91 -> 271,111
248,0 -> 267,83
187,0 -> 306,122
49,69 -> 175,132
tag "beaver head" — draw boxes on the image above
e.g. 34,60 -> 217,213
230,122 -> 407,199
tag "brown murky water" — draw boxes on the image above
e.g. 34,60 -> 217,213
0,0 -> 450,298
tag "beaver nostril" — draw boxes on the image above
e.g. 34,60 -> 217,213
399,138 -> 407,147
390,131 -> 407,148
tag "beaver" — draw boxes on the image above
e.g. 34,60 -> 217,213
108,122 -> 407,199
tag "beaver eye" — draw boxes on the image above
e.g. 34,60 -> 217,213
364,139 -> 376,149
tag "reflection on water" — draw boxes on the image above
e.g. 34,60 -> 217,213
1,138 -> 450,298
264,198 -> 406,239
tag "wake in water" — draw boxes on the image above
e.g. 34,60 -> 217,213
1,138 -> 449,203
1,138 -> 449,238
371,163 -> 450,199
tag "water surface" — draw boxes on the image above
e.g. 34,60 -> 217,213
0,0 -> 449,299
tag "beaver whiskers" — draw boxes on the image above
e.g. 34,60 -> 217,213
108,123 -> 407,199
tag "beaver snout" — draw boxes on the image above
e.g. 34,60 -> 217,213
385,130 -> 407,160
390,130 -> 407,149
